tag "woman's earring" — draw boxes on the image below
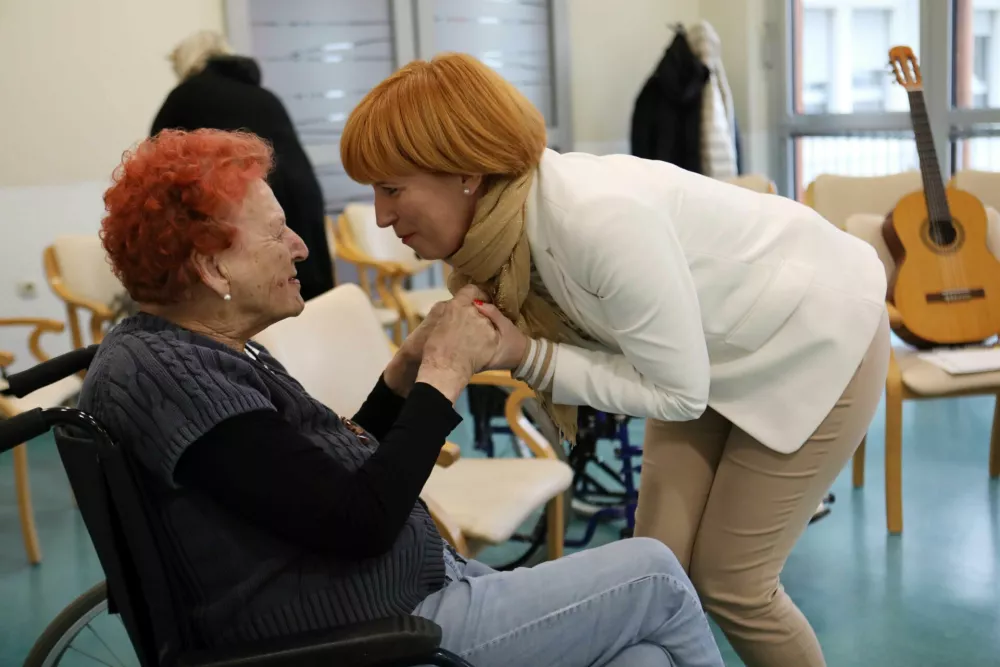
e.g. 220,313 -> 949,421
463,188 -> 471,195
223,293 -> 232,302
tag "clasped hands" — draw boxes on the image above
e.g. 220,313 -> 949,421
383,285 -> 528,402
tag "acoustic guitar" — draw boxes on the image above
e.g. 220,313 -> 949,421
882,46 -> 1000,348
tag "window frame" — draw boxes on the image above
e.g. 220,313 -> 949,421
768,0 -> 1000,198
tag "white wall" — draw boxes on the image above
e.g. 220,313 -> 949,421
568,0 -> 701,155
0,0 -> 224,370
699,0 -> 773,177
0,0 -> 225,186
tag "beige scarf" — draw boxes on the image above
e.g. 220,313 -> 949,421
446,171 -> 580,443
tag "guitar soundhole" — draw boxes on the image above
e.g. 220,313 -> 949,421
922,218 -> 963,254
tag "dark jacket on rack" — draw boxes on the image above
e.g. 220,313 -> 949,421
630,31 -> 710,174
151,56 -> 335,301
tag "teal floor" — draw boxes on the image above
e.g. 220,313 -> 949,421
2,390 -> 999,666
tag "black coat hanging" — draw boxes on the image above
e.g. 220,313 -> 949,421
629,27 -> 710,174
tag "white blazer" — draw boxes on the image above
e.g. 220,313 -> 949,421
526,149 -> 887,454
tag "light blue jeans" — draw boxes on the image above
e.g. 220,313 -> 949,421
413,538 -> 724,667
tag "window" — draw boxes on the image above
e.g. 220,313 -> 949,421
428,0 -> 557,125
227,0 -> 572,211
955,5 -> 999,109
775,0 -> 1000,199
800,9 -> 833,113
851,9 -> 891,112
973,32 -> 990,108
953,1 -> 1000,171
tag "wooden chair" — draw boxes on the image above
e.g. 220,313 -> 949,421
334,204 -> 452,335
0,318 -> 81,564
254,284 -> 572,561
844,211 -> 1000,534
325,215 -> 403,344
802,171 -> 923,230
721,173 -> 778,194
43,235 -> 122,348
949,170 -> 1000,215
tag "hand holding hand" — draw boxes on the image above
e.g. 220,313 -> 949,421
417,296 -> 499,402
470,301 -> 529,372
384,285 -> 478,395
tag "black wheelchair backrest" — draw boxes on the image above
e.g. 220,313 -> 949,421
0,344 -> 190,666
56,424 -> 190,667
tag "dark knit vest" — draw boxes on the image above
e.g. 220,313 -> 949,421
78,313 -> 445,646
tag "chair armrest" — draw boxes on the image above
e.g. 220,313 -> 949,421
0,318 -> 66,363
886,302 -> 903,328
503,384 -> 560,460
469,370 -> 526,390
437,441 -> 461,467
469,373 -> 560,458
178,616 -> 444,667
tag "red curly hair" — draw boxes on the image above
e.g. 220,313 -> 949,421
101,129 -> 274,304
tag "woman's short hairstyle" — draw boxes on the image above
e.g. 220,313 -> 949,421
169,30 -> 233,80
340,53 -> 547,184
101,129 -> 273,304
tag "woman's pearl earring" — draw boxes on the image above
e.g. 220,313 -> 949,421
463,188 -> 471,195
223,293 -> 232,302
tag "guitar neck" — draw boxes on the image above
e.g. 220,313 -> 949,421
906,89 -> 951,222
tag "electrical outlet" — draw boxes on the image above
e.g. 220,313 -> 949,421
16,281 -> 37,299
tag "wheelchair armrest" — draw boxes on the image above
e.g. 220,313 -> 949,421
177,615 -> 444,667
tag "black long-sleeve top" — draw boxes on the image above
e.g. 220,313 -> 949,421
174,376 -> 461,560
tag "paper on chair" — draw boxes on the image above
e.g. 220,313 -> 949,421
918,347 -> 1000,375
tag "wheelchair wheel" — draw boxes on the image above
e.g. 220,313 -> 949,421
24,580 -> 138,666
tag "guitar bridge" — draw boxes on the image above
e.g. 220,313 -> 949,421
926,288 -> 986,303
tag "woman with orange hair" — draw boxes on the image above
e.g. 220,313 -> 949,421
81,128 -> 723,667
340,53 -> 890,667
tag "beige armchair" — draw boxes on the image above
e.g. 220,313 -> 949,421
949,170 -> 1000,215
325,215 -> 403,344
43,235 -> 122,348
254,283 -> 572,560
845,211 -> 1000,534
0,318 -> 81,564
721,173 -> 778,194
333,204 -> 452,335
802,171 -> 923,230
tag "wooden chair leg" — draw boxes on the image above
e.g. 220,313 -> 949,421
853,435 -> 866,488
989,396 -> 1000,479
546,494 -> 565,561
885,386 -> 904,535
13,444 -> 42,565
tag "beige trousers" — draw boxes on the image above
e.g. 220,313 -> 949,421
635,313 -> 890,667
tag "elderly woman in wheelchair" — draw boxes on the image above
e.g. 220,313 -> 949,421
72,128 -> 723,667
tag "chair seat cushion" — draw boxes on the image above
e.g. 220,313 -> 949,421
403,289 -> 452,319
421,458 -> 573,545
896,346 -> 1000,395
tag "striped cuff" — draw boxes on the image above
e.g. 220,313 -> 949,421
513,338 -> 557,392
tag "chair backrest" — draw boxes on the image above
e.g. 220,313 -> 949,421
342,203 -> 432,274
845,205 -> 1000,279
950,170 -> 1000,213
50,235 -> 123,306
721,173 -> 777,194
803,171 -> 923,230
254,283 -> 395,415
55,421 -> 189,667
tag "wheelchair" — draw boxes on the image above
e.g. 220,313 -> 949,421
1,346 -> 473,667
467,385 -> 641,566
